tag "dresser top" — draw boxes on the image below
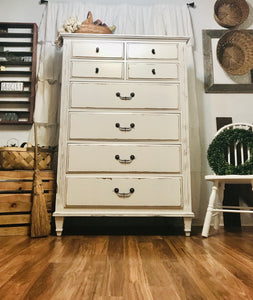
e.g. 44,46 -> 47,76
60,33 -> 190,43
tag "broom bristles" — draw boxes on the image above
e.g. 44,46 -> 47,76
30,123 -> 51,238
31,169 -> 51,237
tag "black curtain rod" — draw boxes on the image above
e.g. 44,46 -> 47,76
187,2 -> 195,8
39,1 -> 195,7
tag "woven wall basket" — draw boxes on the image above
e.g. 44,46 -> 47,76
214,0 -> 249,28
0,143 -> 54,170
217,30 -> 253,75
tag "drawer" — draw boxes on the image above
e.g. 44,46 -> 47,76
66,176 -> 182,207
67,144 -> 181,173
69,112 -> 180,141
71,61 -> 123,79
127,42 -> 178,59
72,41 -> 124,58
127,63 -> 178,79
70,83 -> 179,109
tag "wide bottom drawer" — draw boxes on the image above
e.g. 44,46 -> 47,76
66,176 -> 182,207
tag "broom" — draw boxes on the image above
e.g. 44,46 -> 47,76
30,122 -> 51,238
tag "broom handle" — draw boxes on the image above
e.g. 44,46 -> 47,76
34,122 -> 38,171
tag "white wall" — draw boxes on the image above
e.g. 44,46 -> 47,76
190,0 -> 253,225
0,0 -> 45,147
0,0 -> 253,225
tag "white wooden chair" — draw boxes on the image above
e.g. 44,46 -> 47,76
202,123 -> 253,237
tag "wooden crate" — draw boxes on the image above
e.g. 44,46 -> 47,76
0,170 -> 55,236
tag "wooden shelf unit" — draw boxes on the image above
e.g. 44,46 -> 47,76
0,170 -> 55,236
0,22 -> 38,125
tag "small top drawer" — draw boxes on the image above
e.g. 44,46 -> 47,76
71,61 -> 123,79
72,41 -> 124,59
127,43 -> 178,59
127,63 -> 178,80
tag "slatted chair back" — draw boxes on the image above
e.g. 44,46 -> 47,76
202,122 -> 253,237
214,122 -> 253,171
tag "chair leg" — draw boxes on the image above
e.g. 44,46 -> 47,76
214,182 -> 224,230
202,182 -> 219,237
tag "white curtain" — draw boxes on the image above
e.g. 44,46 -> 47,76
31,0 -> 201,218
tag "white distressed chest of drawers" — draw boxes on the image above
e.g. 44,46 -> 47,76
53,34 -> 194,236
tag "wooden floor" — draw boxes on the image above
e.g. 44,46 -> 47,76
0,227 -> 253,300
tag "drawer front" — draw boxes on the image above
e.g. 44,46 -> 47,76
127,63 -> 178,79
69,112 -> 180,141
127,43 -> 178,59
70,83 -> 179,109
71,61 -> 123,79
72,41 -> 124,58
67,144 -> 181,173
66,176 -> 182,207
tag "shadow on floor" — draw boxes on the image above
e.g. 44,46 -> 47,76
51,217 -> 200,236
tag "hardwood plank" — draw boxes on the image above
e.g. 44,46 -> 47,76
0,238 -> 54,297
123,236 -> 154,300
199,237 -> 253,295
0,229 -> 252,299
136,237 -> 183,300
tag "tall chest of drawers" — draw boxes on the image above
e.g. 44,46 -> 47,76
54,34 -> 194,236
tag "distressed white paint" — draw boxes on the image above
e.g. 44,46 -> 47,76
127,42 -> 178,59
67,144 -> 181,173
71,61 -> 124,79
66,176 -> 182,207
72,41 -> 124,58
54,34 -> 194,236
70,82 -> 179,109
127,62 -> 178,79
69,112 -> 180,140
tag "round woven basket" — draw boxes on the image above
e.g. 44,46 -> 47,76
217,30 -> 253,75
214,0 -> 249,28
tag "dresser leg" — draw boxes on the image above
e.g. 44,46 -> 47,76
55,216 -> 64,236
184,217 -> 192,236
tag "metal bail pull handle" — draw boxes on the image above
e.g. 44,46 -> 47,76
115,122 -> 135,131
114,188 -> 135,197
115,92 -> 135,100
115,154 -> 135,164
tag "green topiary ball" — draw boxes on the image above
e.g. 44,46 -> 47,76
207,128 -> 253,175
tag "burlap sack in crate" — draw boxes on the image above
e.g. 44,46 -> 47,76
0,142 -> 54,170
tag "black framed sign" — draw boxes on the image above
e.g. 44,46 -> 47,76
203,29 -> 253,93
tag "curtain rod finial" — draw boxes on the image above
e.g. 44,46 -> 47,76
187,2 -> 195,8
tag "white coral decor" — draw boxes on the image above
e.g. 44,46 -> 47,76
62,17 -> 81,33
55,16 -> 81,48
